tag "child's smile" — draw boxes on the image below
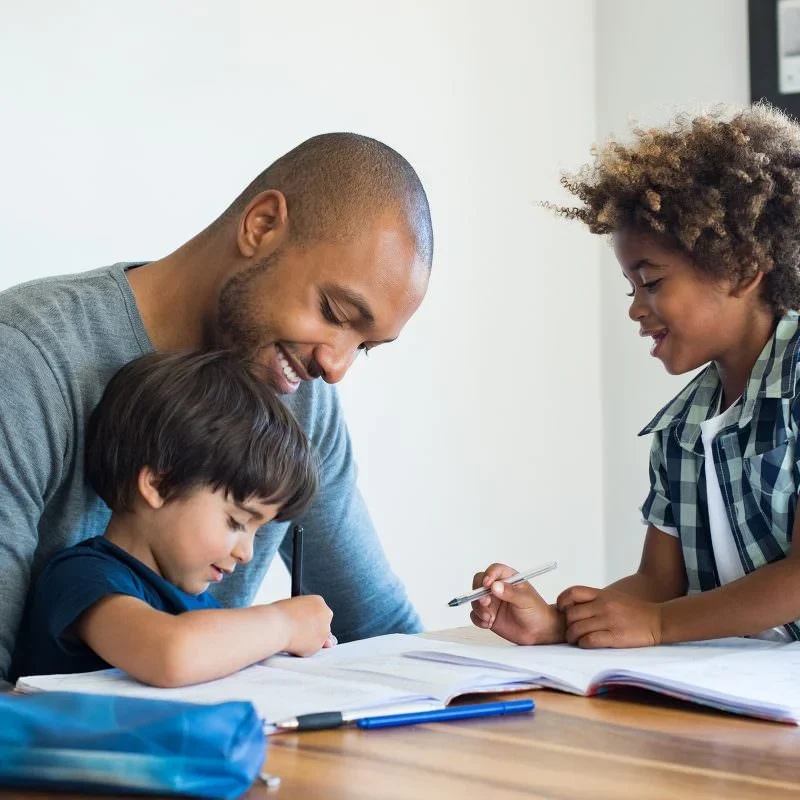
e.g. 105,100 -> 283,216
614,228 -> 763,380
641,327 -> 668,358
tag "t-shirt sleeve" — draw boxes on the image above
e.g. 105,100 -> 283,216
39,550 -> 146,654
640,432 -> 677,534
0,324 -> 71,682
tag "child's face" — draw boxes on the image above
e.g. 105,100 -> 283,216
614,228 -> 747,375
149,487 -> 282,595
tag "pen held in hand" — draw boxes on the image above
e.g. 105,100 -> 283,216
291,524 -> 304,598
447,560 -> 558,607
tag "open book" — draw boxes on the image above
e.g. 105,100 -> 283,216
403,633 -> 800,724
17,629 -> 800,725
16,634 -> 539,729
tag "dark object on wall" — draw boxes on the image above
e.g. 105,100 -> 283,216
750,0 -> 800,116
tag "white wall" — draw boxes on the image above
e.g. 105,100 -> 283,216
594,0 -> 751,580
0,1 -> 602,630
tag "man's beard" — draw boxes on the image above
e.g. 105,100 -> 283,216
213,252 -> 279,362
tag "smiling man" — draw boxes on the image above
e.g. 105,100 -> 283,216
0,133 -> 433,684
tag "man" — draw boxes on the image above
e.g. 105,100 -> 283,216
0,132 -> 433,683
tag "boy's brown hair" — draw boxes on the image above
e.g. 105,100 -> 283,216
86,350 -> 317,519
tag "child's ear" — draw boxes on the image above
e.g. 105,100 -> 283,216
731,269 -> 765,299
137,467 -> 166,510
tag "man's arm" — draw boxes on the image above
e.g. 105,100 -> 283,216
281,383 -> 421,642
78,593 -> 333,687
0,324 -> 69,683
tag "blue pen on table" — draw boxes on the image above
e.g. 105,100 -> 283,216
357,699 -> 535,729
448,560 -> 558,607
273,699 -> 534,732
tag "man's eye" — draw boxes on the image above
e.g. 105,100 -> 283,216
643,279 -> 662,293
320,297 -> 344,326
227,516 -> 246,532
358,344 -> 372,358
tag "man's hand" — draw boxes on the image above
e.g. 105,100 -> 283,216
557,586 -> 663,648
470,563 -> 565,645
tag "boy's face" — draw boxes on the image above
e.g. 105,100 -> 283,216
149,487 -> 281,595
614,228 -> 748,375
214,211 -> 429,395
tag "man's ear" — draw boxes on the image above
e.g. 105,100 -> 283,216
137,467 -> 166,510
237,190 -> 289,259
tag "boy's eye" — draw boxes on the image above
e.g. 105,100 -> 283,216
626,279 -> 662,297
227,516 -> 246,532
319,296 -> 345,327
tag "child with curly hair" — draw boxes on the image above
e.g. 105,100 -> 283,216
471,103 -> 800,648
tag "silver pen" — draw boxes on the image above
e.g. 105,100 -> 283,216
447,560 -> 558,607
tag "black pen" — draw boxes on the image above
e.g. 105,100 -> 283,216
273,703 -> 438,732
274,710 -> 361,732
291,524 -> 304,597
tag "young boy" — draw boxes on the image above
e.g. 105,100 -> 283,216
13,350 -> 335,686
473,104 -> 800,648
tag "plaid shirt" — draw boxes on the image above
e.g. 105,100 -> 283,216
640,312 -> 800,640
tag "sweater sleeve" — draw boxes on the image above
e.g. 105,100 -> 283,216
279,382 -> 422,641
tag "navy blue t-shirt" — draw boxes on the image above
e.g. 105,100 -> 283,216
14,536 -> 221,677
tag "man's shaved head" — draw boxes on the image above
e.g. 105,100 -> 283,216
222,132 -> 433,267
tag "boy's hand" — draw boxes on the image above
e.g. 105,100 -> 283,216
272,595 -> 334,657
557,586 -> 663,648
470,563 -> 565,645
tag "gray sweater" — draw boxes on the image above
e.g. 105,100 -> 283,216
0,263 -> 421,682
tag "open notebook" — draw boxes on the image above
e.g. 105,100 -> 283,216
403,633 -> 800,723
17,630 -> 800,725
16,634 -> 539,730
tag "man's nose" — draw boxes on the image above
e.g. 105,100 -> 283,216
313,342 -> 360,384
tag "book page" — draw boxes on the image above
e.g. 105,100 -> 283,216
17,664 -> 422,724
598,643 -> 800,721
17,633 -> 532,722
403,637 -> 783,695
265,634 -> 536,702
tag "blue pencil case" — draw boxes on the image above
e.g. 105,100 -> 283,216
0,691 -> 265,799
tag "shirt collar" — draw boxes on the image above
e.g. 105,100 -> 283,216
638,312 -> 800,450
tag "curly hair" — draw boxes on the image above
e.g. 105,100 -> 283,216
555,103 -> 800,314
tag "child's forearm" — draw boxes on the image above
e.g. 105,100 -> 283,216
82,600 -> 294,688
606,528 -> 687,603
154,605 -> 293,686
607,572 -> 683,602
660,556 -> 800,643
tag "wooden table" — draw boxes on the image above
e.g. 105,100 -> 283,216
260,687 -> 800,800
4,629 -> 800,799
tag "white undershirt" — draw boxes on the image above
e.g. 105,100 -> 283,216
656,397 -> 791,642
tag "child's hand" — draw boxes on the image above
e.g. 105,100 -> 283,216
470,563 -> 565,645
272,595 -> 334,657
556,586 -> 662,648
